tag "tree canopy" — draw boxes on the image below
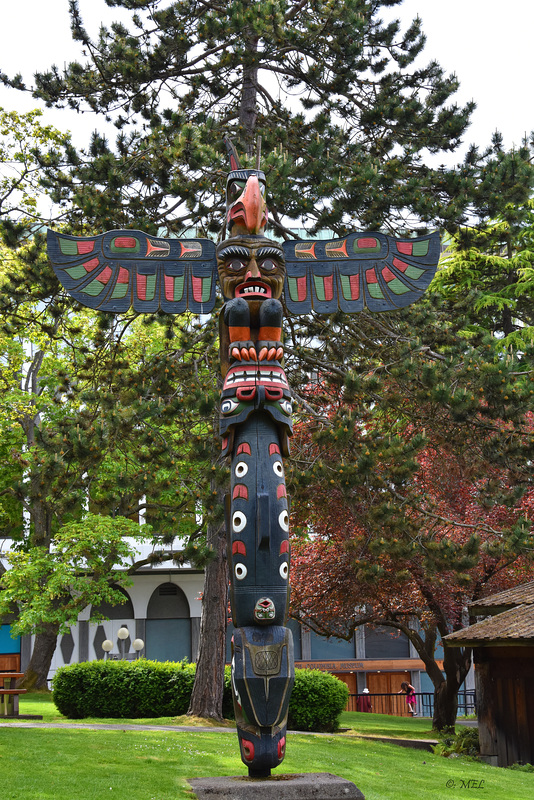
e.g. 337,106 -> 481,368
2,0 -> 482,235
0,107 -> 70,226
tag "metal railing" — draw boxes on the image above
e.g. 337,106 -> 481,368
347,689 -> 476,718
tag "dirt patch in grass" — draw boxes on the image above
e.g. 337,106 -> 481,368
171,714 -> 236,728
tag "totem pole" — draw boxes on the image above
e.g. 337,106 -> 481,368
47,139 -> 440,777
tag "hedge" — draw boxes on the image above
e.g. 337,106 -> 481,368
52,659 -> 197,719
288,669 -> 349,732
52,660 -> 348,731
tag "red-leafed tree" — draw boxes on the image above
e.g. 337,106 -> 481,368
286,295 -> 534,730
289,414 -> 534,729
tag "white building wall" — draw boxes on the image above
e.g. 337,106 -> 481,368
46,569 -> 205,683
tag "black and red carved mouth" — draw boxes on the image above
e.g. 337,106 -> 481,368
235,280 -> 272,299
223,364 -> 289,391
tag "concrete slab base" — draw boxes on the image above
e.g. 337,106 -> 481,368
188,772 -> 365,800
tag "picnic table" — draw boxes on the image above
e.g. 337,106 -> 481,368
0,672 -> 27,717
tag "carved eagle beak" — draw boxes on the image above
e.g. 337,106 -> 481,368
228,175 -> 268,235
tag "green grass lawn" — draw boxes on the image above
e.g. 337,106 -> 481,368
0,695 -> 531,800
3,693 -> 228,727
339,710 -> 439,740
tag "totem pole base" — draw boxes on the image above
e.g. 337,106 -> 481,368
188,772 -> 365,800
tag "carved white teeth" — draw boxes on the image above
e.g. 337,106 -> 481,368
242,285 -> 266,294
224,369 -> 288,387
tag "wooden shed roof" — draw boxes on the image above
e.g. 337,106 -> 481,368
445,604 -> 534,647
468,581 -> 534,616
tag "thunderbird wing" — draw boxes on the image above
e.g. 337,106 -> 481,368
47,229 -> 217,314
282,231 -> 440,315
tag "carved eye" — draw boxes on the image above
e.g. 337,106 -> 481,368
232,511 -> 247,532
280,400 -> 292,415
235,563 -> 247,580
273,461 -> 284,477
278,510 -> 289,532
259,258 -> 277,272
227,259 -> 247,272
222,398 -> 239,414
235,461 -> 248,478
228,180 -> 245,199
279,563 -> 288,579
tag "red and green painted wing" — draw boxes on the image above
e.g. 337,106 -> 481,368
47,229 -> 217,314
282,231 -> 440,314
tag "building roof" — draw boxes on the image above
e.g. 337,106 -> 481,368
445,604 -> 534,647
468,581 -> 534,616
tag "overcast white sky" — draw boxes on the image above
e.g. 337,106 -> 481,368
0,0 -> 532,160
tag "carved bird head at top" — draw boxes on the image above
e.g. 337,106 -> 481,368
224,138 -> 268,238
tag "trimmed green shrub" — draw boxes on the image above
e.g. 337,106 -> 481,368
288,669 -> 348,732
53,659 -> 347,731
52,659 -> 196,719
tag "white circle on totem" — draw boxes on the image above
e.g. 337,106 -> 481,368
279,563 -> 289,579
232,511 -> 247,532
273,461 -> 284,477
235,563 -> 247,580
279,510 -> 289,531
235,461 -> 248,477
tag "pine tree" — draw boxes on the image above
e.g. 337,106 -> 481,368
434,138 -> 534,347
4,0 -> 477,236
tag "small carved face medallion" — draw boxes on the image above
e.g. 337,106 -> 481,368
216,237 -> 286,300
254,597 -> 276,623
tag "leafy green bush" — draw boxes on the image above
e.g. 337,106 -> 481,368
433,727 -> 480,758
222,664 -> 234,719
287,669 -> 348,732
52,659 -> 196,718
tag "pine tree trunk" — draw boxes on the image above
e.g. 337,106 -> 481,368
239,32 -> 259,147
19,624 -> 59,690
187,496 -> 228,721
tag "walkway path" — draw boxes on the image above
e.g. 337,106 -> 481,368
1,721 -> 236,733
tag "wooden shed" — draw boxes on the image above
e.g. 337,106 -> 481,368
445,582 -> 534,767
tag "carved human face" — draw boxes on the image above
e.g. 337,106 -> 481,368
217,237 -> 286,301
